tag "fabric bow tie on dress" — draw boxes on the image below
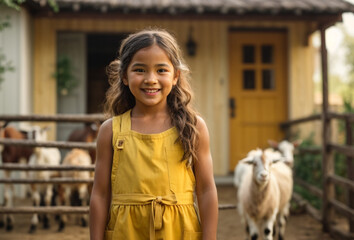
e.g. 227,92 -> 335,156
113,193 -> 180,239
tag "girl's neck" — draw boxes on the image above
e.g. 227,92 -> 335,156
130,106 -> 173,134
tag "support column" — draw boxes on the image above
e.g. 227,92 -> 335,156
320,25 -> 334,232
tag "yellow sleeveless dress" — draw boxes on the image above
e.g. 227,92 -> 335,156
104,110 -> 202,240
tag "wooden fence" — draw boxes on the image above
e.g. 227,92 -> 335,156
0,114 -> 234,217
280,111 -> 354,240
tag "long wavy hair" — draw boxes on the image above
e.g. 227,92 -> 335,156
104,28 -> 198,164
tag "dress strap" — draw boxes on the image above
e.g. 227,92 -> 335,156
111,110 -> 132,146
112,193 -> 194,240
111,115 -> 121,147
120,109 -> 131,132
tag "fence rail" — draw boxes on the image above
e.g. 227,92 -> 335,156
0,204 -> 236,214
0,139 -> 96,150
0,178 -> 94,184
0,164 -> 95,171
282,111 -> 354,239
0,114 -> 105,123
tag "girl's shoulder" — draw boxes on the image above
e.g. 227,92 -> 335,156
98,118 -> 113,135
196,115 -> 208,132
96,118 -> 113,147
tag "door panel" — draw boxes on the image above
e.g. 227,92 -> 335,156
56,33 -> 87,141
229,31 -> 287,171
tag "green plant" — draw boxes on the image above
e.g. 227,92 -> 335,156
0,16 -> 14,86
53,56 -> 78,95
293,132 -> 323,209
0,0 -> 59,12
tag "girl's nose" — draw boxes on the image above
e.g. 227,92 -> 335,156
144,73 -> 157,84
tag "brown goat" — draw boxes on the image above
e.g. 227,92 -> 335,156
67,123 -> 100,164
0,125 -> 35,231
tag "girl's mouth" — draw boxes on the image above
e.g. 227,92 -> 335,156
142,88 -> 160,95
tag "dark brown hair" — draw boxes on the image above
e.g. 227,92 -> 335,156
104,28 -> 198,164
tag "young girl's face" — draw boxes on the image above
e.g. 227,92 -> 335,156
124,44 -> 178,110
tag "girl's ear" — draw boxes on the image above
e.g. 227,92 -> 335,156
173,70 -> 180,86
123,78 -> 128,86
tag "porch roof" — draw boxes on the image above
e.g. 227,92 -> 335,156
33,0 -> 354,15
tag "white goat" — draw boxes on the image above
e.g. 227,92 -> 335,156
272,160 -> 293,239
237,149 -> 282,240
264,147 -> 293,239
268,139 -> 302,168
57,148 -> 91,231
28,126 -> 61,233
233,149 -> 263,191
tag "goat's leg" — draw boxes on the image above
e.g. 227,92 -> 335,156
4,171 -> 14,231
261,209 -> 278,240
245,215 -> 259,240
58,186 -> 71,232
78,184 -> 88,227
277,204 -> 290,240
42,184 -> 53,229
29,186 -> 40,233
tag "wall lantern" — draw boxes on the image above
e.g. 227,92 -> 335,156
186,27 -> 197,57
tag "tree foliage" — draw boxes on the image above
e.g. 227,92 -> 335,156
0,0 -> 58,12
342,29 -> 354,103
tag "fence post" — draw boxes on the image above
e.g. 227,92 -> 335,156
346,118 -> 354,233
320,25 -> 334,232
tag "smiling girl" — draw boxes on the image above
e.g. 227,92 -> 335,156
89,28 -> 218,240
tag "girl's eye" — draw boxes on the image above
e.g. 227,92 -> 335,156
133,68 -> 144,72
157,69 -> 168,73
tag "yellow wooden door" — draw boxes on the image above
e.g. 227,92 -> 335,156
229,31 -> 287,171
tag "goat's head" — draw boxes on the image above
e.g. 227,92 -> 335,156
268,139 -> 302,166
242,149 -> 280,186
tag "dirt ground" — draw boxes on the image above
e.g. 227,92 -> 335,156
0,185 -> 335,240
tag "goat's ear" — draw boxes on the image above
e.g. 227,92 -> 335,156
292,139 -> 302,147
268,139 -> 278,148
240,156 -> 254,164
272,158 -> 283,164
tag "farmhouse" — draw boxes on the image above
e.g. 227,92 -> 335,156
1,0 -> 354,175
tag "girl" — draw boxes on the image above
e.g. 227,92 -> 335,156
89,28 -> 218,240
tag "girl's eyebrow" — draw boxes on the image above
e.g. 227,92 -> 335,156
131,63 -> 172,68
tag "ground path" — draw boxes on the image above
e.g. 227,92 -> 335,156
0,185 -> 334,240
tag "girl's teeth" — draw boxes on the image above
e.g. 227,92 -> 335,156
145,89 -> 158,93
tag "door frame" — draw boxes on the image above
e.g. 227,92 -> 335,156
228,28 -> 289,171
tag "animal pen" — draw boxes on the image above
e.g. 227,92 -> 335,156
0,109 -> 354,239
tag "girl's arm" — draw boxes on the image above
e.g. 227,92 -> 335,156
89,119 -> 113,240
194,116 -> 218,240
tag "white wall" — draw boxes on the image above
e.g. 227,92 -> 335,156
0,7 -> 32,202
0,7 -> 32,115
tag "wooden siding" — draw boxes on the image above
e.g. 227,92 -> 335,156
33,18 -> 315,175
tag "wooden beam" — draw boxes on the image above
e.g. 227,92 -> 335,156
292,192 -> 322,222
328,199 -> 354,222
0,178 -> 93,184
346,119 -> 354,233
320,24 -> 335,233
0,139 -> 96,150
294,178 -> 323,199
0,206 -> 89,214
280,114 -> 321,129
298,146 -> 322,155
329,226 -> 354,240
0,113 -> 105,123
329,143 -> 354,158
0,164 -> 95,171
328,174 -> 354,192
328,112 -> 354,122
